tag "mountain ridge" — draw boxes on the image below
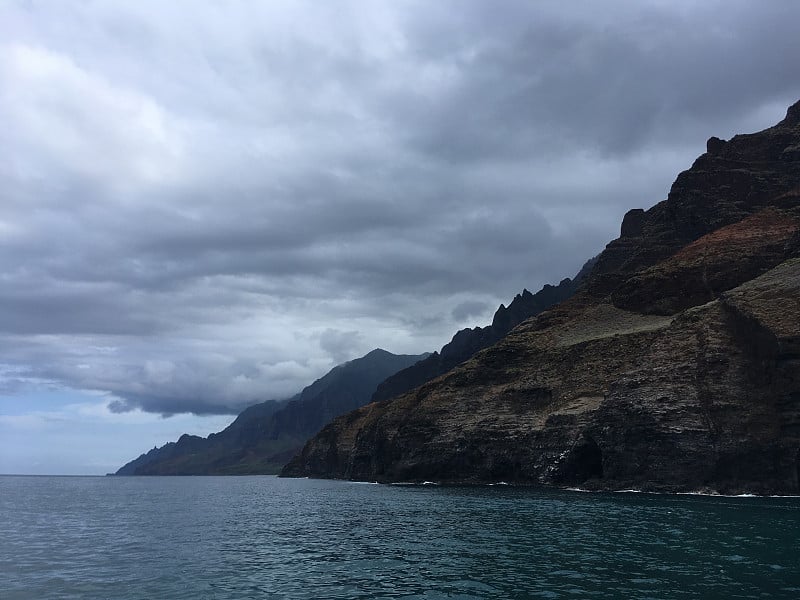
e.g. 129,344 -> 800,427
115,348 -> 428,475
371,258 -> 596,403
282,99 -> 800,495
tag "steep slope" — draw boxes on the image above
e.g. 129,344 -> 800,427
282,100 -> 800,494
116,349 -> 427,475
371,259 -> 595,403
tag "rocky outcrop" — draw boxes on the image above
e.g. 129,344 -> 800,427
282,100 -> 800,494
620,208 -> 646,238
611,207 -> 800,315
706,136 -> 727,155
586,99 -> 800,298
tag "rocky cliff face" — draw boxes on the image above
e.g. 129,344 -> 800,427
282,100 -> 800,494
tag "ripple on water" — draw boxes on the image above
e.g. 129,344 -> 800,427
1,476 -> 799,599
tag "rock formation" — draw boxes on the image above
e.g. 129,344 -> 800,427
282,100 -> 800,494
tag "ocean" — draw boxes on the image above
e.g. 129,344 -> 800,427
1,475 -> 798,599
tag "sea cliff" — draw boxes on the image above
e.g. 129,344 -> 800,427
282,100 -> 800,494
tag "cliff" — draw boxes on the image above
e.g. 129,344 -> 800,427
282,100 -> 800,494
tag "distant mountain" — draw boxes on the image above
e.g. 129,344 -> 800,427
114,398 -> 289,476
371,260 -> 595,403
115,349 -> 428,475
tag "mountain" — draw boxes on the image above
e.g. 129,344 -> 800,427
113,398 -> 292,476
282,100 -> 800,495
371,259 -> 596,403
115,348 -> 428,475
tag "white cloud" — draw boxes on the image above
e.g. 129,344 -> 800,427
0,42 -> 185,186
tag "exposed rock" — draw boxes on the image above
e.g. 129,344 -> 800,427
620,208 -> 645,237
585,105 -> 800,298
283,262 -> 800,493
611,207 -> 800,315
706,136 -> 727,155
783,98 -> 800,125
282,101 -> 800,494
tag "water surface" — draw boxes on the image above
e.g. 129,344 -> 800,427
1,475 -> 798,598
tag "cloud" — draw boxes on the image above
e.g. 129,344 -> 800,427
319,329 -> 365,365
451,301 -> 492,324
0,0 -> 799,416
0,390 -> 234,474
1,42 -> 185,186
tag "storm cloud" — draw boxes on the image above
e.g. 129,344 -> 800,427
2,0 -> 799,415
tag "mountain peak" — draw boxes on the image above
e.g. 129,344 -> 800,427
364,348 -> 391,357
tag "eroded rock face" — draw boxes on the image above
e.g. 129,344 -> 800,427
585,102 -> 800,298
620,209 -> 645,238
283,262 -> 800,493
281,103 -> 800,494
706,136 -> 727,155
611,208 -> 800,315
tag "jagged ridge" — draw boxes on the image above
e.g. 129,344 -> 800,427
372,259 -> 596,403
282,100 -> 800,494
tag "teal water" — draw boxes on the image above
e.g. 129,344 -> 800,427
1,476 -> 798,599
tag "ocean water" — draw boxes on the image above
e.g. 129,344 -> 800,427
1,476 -> 798,599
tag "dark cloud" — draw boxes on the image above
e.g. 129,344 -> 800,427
392,1 -> 800,164
319,329 -> 364,365
1,0 -> 799,415
451,301 -> 491,324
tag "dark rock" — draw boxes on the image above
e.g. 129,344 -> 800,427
783,99 -> 800,125
584,101 -> 800,299
620,208 -> 645,237
611,207 -> 800,315
283,261 -> 800,494
706,136 -> 727,155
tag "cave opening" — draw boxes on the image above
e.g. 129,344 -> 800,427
557,436 -> 604,485
573,436 -> 604,482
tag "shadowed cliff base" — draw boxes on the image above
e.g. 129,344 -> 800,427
282,100 -> 800,495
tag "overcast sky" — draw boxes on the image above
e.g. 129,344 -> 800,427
2,0 -> 799,474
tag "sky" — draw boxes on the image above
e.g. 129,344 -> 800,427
1,0 -> 799,475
